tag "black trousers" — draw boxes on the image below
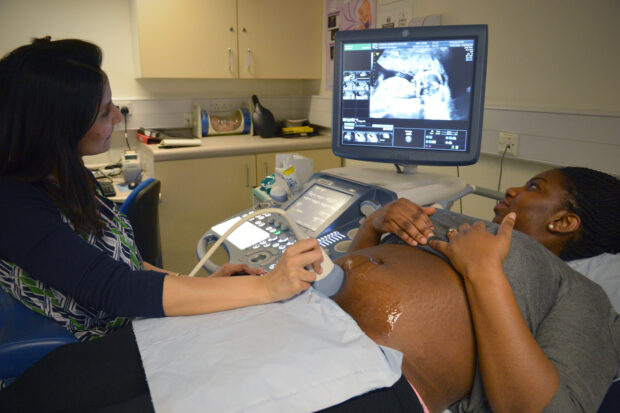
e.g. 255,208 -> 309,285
0,325 -> 153,413
0,324 -> 423,413
598,380 -> 620,413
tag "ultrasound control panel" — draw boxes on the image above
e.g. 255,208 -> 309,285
196,172 -> 397,274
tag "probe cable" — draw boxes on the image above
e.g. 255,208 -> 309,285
120,106 -> 131,150
497,145 -> 509,192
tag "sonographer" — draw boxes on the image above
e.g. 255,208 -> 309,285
0,37 -> 326,409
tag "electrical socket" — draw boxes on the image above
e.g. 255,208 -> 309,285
114,101 -> 133,116
498,132 -> 519,156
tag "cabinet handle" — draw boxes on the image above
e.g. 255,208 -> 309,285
264,161 -> 268,177
246,164 -> 250,187
229,27 -> 234,32
228,48 -> 232,71
242,27 -> 250,71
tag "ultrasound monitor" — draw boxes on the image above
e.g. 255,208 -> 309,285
331,25 -> 488,168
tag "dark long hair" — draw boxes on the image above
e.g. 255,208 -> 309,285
557,167 -> 620,260
0,37 -> 106,235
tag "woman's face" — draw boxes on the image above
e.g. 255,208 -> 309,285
77,78 -> 122,157
493,169 -> 570,239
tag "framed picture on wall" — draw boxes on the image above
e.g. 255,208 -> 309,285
325,0 -> 377,90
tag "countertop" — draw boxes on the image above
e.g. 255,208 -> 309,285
137,133 -> 333,162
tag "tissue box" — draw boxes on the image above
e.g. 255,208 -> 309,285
275,153 -> 314,184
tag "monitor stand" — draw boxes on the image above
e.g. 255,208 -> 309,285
322,164 -> 473,208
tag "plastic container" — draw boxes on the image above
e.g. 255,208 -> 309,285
270,185 -> 288,203
282,166 -> 302,194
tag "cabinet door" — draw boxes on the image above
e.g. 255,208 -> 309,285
156,155 -> 256,274
132,0 -> 238,78
256,152 -> 276,181
237,0 -> 321,79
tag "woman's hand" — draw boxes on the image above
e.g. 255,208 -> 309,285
368,198 -> 436,246
261,238 -> 323,302
210,263 -> 266,278
429,212 -> 516,279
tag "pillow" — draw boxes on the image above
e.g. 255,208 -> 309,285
132,288 -> 402,413
568,253 -> 620,313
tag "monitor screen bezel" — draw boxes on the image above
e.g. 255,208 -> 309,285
331,24 -> 488,166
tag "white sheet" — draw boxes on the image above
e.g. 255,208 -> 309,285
568,253 -> 620,313
133,288 -> 402,413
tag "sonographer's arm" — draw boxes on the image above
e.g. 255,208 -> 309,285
161,238 -> 322,316
430,213 -> 559,413
349,198 -> 436,251
1,179 -> 320,319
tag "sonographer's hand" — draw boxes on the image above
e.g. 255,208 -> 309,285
262,238 -> 322,302
369,198 -> 436,246
210,263 -> 266,278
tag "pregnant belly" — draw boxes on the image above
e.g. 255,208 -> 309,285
333,244 -> 476,412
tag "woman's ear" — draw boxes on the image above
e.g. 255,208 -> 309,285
547,211 -> 581,234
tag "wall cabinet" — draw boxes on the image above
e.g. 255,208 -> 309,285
153,148 -> 341,274
131,0 -> 321,79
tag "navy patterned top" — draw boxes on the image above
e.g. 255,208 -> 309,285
0,178 -> 166,342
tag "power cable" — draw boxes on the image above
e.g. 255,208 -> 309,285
497,145 -> 509,192
120,106 -> 130,150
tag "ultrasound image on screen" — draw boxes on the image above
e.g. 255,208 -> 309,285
343,71 -> 370,100
369,44 -> 473,121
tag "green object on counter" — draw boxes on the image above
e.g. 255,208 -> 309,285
252,187 -> 272,203
259,174 -> 276,194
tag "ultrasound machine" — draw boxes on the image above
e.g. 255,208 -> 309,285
196,24 -> 488,275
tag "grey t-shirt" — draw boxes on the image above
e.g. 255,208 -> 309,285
385,209 -> 620,412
